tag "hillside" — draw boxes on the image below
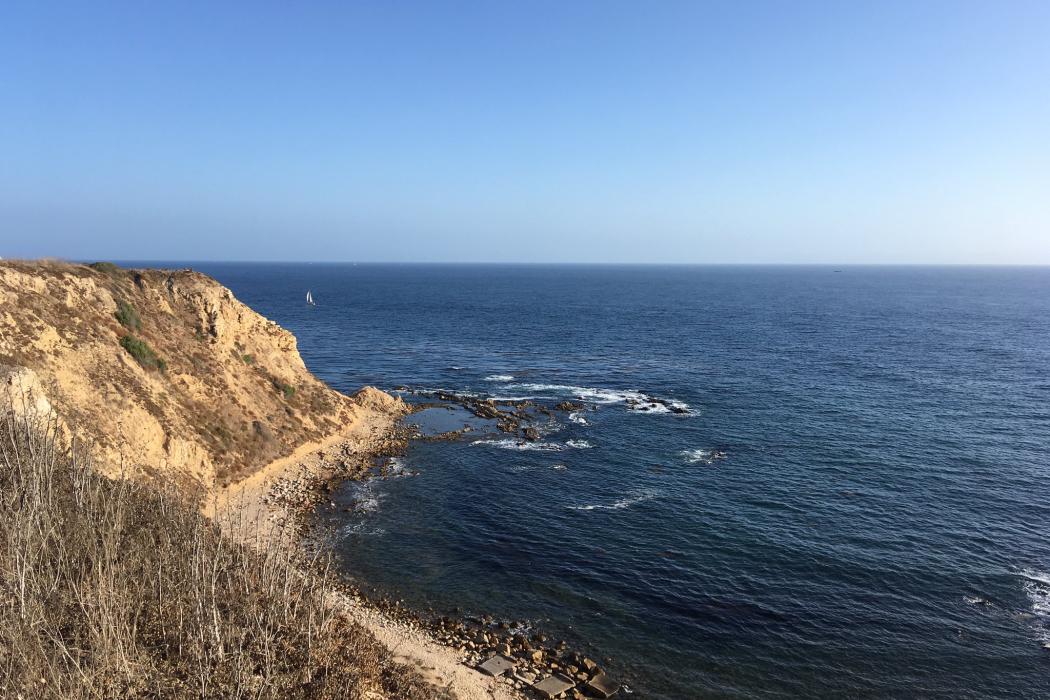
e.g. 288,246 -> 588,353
0,259 -> 402,488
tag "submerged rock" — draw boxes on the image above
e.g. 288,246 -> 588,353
554,400 -> 584,411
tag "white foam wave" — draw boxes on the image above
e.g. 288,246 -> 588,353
416,387 -> 481,398
484,374 -> 515,382
568,490 -> 658,511
630,402 -> 672,414
472,439 -> 564,452
473,437 -> 593,451
345,481 -> 383,513
1020,569 -> 1050,587
506,621 -> 533,636
551,464 -> 568,471
629,399 -> 691,415
569,412 -> 588,425
340,522 -> 386,537
1019,569 -> 1050,643
506,382 -> 690,414
383,457 -> 414,478
351,495 -> 380,513
680,448 -> 727,465
507,383 -> 646,404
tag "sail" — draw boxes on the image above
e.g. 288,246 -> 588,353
306,290 -> 314,304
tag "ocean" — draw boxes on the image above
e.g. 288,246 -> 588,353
185,263 -> 1050,698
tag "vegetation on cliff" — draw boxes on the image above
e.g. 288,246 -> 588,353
120,334 -> 167,371
0,412 -> 435,700
0,260 -> 396,487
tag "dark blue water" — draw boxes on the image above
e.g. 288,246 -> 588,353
185,264 -> 1050,698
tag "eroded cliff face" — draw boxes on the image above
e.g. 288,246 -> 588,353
0,260 -> 404,488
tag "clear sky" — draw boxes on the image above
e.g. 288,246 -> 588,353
2,1 -> 1048,263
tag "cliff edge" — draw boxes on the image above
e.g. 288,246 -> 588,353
0,259 -> 404,488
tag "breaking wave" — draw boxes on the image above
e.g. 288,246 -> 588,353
382,457 -> 417,478
473,438 -> 594,452
339,522 -> 386,537
568,490 -> 659,511
1019,569 -> 1050,643
505,382 -> 690,414
629,399 -> 691,414
484,374 -> 515,382
507,383 -> 645,404
680,448 -> 727,465
472,439 -> 564,452
339,478 -> 384,516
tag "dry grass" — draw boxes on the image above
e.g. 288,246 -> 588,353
0,411 -> 438,700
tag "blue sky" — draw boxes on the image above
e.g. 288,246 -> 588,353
2,1 -> 1048,263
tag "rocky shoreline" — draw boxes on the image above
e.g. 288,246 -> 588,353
334,581 -> 628,699
265,395 -> 631,699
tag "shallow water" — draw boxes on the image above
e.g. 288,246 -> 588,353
185,263 -> 1050,698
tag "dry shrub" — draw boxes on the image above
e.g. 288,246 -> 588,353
0,411 -> 438,699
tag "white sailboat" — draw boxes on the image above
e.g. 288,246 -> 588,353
306,290 -> 315,306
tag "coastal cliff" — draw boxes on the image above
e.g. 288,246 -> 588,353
0,259 -> 403,488
0,260 -> 528,700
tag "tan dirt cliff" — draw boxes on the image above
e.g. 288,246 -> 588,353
0,259 -> 404,489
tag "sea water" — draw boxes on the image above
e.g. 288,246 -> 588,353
185,263 -> 1050,698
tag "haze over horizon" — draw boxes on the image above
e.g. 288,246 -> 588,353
2,1 -> 1048,264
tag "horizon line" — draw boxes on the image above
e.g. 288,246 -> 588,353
6,256 -> 1050,268
74,259 -> 1050,268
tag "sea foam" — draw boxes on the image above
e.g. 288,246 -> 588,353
629,399 -> 691,415
680,448 -> 727,465
346,482 -> 382,513
569,490 -> 659,511
472,439 -> 565,452
473,438 -> 594,452
506,382 -> 690,414
1019,569 -> 1050,643
507,383 -> 647,404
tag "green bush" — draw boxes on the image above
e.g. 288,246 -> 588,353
274,380 -> 296,400
120,334 -> 166,372
241,353 -> 255,365
114,299 -> 141,331
89,261 -> 120,275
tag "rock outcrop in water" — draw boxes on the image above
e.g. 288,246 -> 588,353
0,259 -> 404,487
